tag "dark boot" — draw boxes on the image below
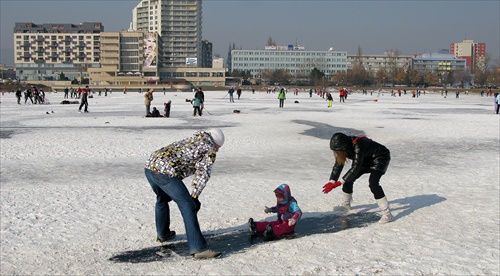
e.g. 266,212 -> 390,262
248,218 -> 257,235
156,230 -> 176,243
263,224 -> 276,241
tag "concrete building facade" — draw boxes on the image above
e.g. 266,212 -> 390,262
13,22 -> 103,81
88,31 -> 161,86
412,53 -> 466,75
450,39 -> 486,73
347,53 -> 412,73
131,0 -> 202,68
201,39 -> 213,68
231,48 -> 347,81
88,31 -> 224,87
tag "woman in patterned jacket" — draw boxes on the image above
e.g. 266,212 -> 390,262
144,128 -> 225,259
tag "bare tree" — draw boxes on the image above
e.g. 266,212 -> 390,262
261,69 -> 273,84
376,68 -> 389,86
394,68 -> 406,85
474,53 -> 491,86
457,69 -> 472,87
445,71 -> 456,87
332,70 -> 348,86
384,49 -> 401,84
266,36 -> 276,46
350,45 -> 370,86
487,57 -> 500,88
273,69 -> 291,85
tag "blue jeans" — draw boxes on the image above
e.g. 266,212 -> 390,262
145,168 -> 208,254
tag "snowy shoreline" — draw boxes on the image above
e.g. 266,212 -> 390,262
1,91 -> 499,275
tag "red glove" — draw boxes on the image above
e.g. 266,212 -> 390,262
322,181 -> 342,194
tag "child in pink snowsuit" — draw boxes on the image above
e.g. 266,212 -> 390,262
248,184 -> 302,239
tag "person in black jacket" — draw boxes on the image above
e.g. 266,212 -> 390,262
15,88 -> 22,104
322,132 -> 393,223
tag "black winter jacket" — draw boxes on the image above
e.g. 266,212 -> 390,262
329,136 -> 390,183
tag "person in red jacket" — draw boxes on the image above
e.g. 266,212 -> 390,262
322,133 -> 393,223
339,88 -> 346,103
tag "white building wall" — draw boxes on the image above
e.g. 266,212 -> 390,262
231,49 -> 347,79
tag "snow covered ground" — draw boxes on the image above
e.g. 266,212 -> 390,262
1,89 -> 499,275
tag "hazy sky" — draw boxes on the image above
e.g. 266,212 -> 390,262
1,0 -> 499,66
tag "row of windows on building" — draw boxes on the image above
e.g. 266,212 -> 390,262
233,63 -> 347,68
163,72 -> 224,77
235,52 -> 346,56
16,35 -> 97,40
233,57 -> 346,62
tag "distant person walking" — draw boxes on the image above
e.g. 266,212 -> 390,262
327,92 -> 333,107
237,88 -> 242,99
164,100 -> 171,118
144,89 -> 154,116
25,88 -> 34,104
495,93 -> 500,114
78,85 -> 89,113
339,88 -> 346,103
16,88 -> 22,104
228,87 -> 235,103
278,88 -> 286,108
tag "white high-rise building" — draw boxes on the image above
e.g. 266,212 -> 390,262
131,0 -> 202,68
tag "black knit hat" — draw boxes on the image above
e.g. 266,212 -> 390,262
330,133 -> 353,152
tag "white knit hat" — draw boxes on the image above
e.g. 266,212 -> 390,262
208,128 -> 225,147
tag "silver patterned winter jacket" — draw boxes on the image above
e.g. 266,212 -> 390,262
145,131 -> 218,197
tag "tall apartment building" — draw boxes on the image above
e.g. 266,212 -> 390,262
450,39 -> 486,73
231,47 -> 347,81
201,39 -> 213,68
13,22 -> 103,81
131,0 -> 202,68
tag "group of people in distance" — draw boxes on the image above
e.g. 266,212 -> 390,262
144,128 -> 394,259
143,88 -> 171,118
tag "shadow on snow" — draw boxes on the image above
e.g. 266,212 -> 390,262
108,193 -> 445,263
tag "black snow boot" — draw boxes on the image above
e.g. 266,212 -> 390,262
248,218 -> 257,235
263,224 -> 276,241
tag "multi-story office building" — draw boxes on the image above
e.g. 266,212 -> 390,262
201,40 -> 213,68
347,53 -> 412,73
231,46 -> 347,81
412,53 -> 466,75
89,31 -> 225,87
13,22 -> 103,81
88,31 -> 161,86
450,39 -> 486,73
131,0 -> 202,68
